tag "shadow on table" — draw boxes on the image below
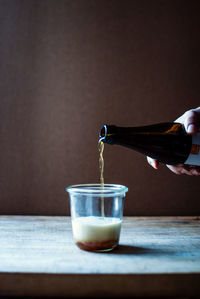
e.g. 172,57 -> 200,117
110,244 -> 174,255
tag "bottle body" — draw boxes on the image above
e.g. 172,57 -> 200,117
99,123 -> 200,166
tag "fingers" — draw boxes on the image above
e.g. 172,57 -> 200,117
147,157 -> 200,175
167,164 -> 200,176
147,156 -> 159,169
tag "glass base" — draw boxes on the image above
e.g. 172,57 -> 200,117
94,245 -> 118,252
75,240 -> 118,252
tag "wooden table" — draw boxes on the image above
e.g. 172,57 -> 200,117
0,216 -> 200,297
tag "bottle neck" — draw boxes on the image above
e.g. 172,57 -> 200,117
100,123 -> 186,144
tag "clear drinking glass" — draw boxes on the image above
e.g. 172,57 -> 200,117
66,184 -> 128,252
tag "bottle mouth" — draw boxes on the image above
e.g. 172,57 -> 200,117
99,125 -> 107,140
99,125 -> 116,144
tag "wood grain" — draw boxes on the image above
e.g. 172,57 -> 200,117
0,216 -> 199,297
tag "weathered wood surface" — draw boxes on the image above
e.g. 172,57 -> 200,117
0,216 -> 199,297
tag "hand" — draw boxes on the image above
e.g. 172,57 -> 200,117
147,107 -> 200,175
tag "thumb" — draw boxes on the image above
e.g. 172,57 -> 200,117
184,110 -> 199,134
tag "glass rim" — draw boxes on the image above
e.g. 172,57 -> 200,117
66,183 -> 128,197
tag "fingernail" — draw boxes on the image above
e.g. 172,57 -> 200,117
152,162 -> 157,169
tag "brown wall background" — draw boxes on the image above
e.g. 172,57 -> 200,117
0,0 -> 200,216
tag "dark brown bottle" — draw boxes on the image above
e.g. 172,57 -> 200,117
99,123 -> 200,165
